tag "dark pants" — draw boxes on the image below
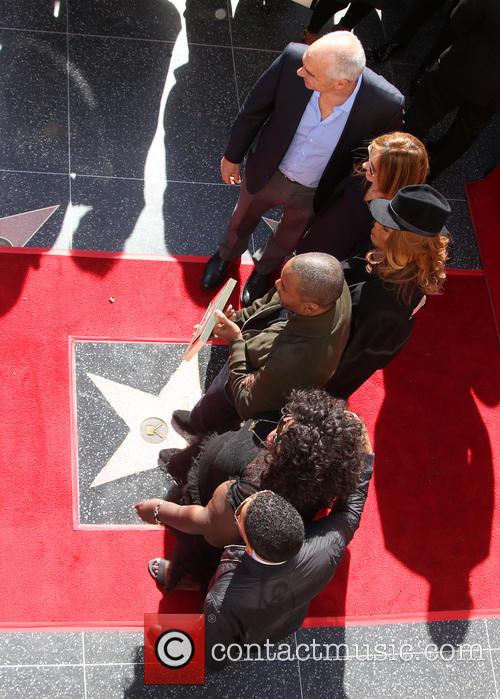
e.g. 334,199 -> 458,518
392,0 -> 449,47
405,67 -> 498,177
307,1 -> 377,34
163,434 -> 241,592
189,361 -> 241,434
165,531 -> 222,593
218,170 -> 316,274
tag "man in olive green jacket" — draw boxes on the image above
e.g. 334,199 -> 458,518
174,252 -> 351,435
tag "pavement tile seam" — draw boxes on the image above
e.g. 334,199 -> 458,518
0,167 -> 69,177
0,26 -> 65,36
0,663 -> 143,669
484,620 -> 500,699
0,24 -> 282,55
0,168 -> 232,186
1,169 -> 469,202
81,633 -> 88,699
226,0 -> 240,111
65,12 -> 72,181
0,187 -> 465,204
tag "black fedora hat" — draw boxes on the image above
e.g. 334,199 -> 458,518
369,184 -> 450,237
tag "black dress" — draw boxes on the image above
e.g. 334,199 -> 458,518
326,257 -> 424,399
163,417 -> 278,591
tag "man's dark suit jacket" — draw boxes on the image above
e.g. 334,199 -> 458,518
204,454 -> 374,670
224,43 -> 404,212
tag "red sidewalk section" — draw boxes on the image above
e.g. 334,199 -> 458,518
0,250 -> 498,628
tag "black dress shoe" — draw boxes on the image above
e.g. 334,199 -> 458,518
158,448 -> 171,465
202,251 -> 230,290
241,269 -> 272,306
368,41 -> 403,64
164,481 -> 184,503
171,409 -> 197,440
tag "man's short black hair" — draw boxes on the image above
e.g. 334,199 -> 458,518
244,493 -> 304,562
290,253 -> 344,307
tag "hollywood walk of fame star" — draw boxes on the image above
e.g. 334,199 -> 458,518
86,357 -> 202,487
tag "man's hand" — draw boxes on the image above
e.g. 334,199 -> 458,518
224,304 -> 237,321
242,372 -> 257,391
134,498 -> 165,525
213,310 -> 243,342
192,304 -> 236,340
220,157 -> 241,185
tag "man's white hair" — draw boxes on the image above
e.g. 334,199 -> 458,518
313,31 -> 366,81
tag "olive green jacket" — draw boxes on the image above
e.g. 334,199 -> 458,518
229,282 -> 352,419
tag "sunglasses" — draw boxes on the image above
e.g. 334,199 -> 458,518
233,489 -> 274,524
365,146 -> 377,177
366,158 -> 376,177
274,407 -> 294,440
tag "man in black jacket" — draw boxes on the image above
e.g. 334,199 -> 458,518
202,31 -> 404,305
204,438 -> 374,670
405,0 -> 500,178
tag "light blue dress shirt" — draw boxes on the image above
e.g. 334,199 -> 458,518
279,76 -> 362,188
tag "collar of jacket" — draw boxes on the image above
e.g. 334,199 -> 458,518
221,545 -> 298,575
244,290 -> 339,339
286,304 -> 339,338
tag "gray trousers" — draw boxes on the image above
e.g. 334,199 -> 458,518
218,170 -> 316,274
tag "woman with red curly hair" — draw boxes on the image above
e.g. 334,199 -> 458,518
297,131 -> 429,260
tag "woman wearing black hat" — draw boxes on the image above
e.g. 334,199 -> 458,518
325,183 -> 450,399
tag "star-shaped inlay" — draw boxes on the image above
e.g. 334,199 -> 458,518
0,205 -> 59,247
262,216 -> 279,233
86,357 -> 201,487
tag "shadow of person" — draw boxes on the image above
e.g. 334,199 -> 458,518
69,250 -> 119,278
69,178 -> 146,275
68,0 -> 182,271
0,251 -> 42,317
373,276 -> 497,646
122,646 -> 149,698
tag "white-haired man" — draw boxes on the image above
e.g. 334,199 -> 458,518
202,32 -> 404,305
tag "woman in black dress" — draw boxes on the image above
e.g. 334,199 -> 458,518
297,131 -> 429,261
135,389 -> 368,590
326,183 -> 450,399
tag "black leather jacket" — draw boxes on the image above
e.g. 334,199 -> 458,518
204,454 -> 374,670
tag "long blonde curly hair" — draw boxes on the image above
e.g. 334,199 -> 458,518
366,229 -> 449,305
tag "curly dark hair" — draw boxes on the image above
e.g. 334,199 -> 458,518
255,388 -> 366,520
